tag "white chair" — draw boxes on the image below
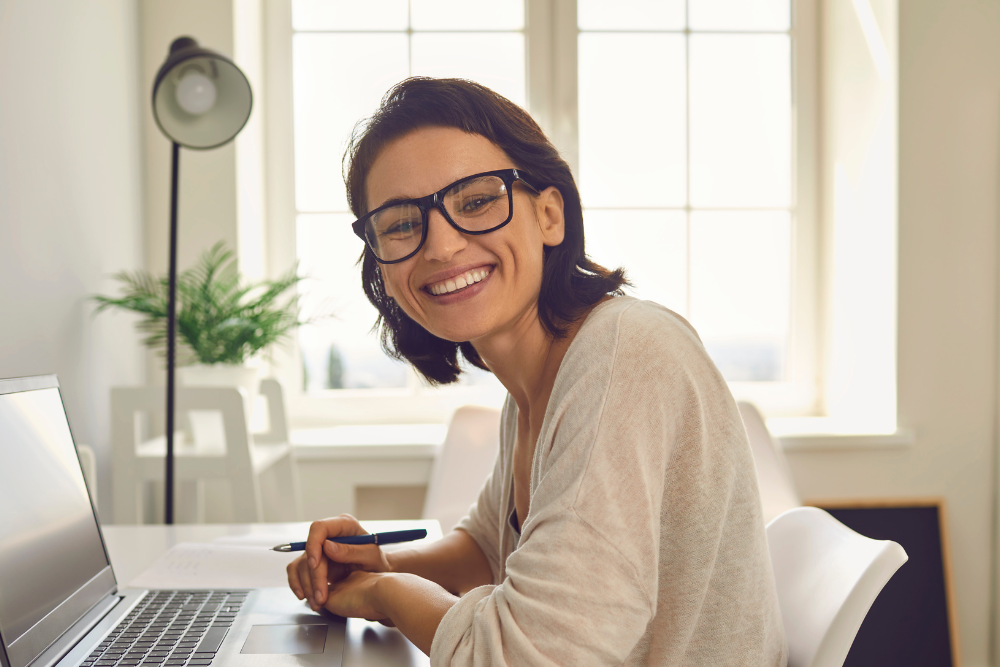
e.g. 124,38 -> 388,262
255,378 -> 291,444
111,380 -> 301,524
766,506 -> 908,667
739,401 -> 802,524
423,405 -> 501,532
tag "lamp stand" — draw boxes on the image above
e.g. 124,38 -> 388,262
151,35 -> 252,524
165,141 -> 180,525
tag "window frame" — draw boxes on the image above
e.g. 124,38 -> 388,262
262,0 -> 820,426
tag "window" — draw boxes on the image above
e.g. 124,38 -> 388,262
575,0 -> 794,384
265,0 -> 817,424
291,1 -> 524,398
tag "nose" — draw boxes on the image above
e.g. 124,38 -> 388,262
422,207 -> 467,262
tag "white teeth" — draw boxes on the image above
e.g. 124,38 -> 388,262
429,268 -> 490,296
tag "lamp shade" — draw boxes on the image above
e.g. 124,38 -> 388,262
152,36 -> 252,150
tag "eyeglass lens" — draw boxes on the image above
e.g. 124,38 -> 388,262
365,175 -> 511,262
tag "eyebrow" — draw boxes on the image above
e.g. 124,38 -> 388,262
374,194 -> 419,211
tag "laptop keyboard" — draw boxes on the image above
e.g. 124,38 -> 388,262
81,590 -> 247,667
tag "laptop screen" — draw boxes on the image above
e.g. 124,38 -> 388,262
0,379 -> 114,667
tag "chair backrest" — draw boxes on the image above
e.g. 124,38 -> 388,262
254,378 -> 291,444
423,405 -> 501,532
111,385 -> 260,523
766,507 -> 908,667
738,401 -> 802,524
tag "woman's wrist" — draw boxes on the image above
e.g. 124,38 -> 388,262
371,572 -> 407,620
366,572 -> 459,655
382,546 -> 419,575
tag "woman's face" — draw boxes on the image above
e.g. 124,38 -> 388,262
365,126 -> 565,345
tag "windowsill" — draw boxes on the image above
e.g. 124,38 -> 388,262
287,417 -> 914,462
766,417 -> 915,452
290,424 -> 447,460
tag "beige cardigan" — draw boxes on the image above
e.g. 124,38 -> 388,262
431,297 -> 787,666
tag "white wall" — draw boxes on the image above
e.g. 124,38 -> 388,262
0,0 -> 145,519
138,0 -> 267,384
139,0 -> 244,281
787,1 -> 1000,664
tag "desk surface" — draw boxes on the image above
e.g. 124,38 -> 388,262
102,521 -> 439,667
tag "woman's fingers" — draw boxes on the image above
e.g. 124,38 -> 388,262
288,552 -> 364,612
305,515 -> 368,606
328,560 -> 358,583
322,541 -> 389,572
320,570 -> 388,623
286,554 -> 311,601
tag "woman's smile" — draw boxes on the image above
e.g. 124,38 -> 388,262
424,265 -> 494,297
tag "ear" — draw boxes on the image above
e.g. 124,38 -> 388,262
535,186 -> 565,248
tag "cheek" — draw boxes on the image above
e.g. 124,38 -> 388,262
512,226 -> 547,273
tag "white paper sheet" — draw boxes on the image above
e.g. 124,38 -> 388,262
129,542 -> 298,589
212,533 -> 300,548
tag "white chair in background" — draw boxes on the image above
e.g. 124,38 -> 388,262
254,378 -> 291,444
766,506 -> 908,667
111,380 -> 301,524
423,405 -> 501,533
738,401 -> 802,524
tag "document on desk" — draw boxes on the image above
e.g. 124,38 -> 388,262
129,542 -> 298,589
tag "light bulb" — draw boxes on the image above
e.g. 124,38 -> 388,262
175,71 -> 217,115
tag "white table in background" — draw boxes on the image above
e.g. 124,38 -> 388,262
101,520 -> 440,667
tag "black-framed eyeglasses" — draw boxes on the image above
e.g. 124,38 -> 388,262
351,168 -> 542,264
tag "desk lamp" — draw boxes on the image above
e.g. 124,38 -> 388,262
151,36 -> 252,524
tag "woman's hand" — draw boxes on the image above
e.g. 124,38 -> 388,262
321,570 -> 392,623
286,514 -> 393,611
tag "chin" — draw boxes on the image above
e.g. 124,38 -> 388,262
434,330 -> 480,344
428,323 -> 490,345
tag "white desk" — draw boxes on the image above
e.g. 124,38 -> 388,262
102,521 -> 439,667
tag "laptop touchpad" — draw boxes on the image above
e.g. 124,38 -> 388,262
241,624 -> 328,654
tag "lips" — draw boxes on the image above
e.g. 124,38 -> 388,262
426,267 -> 492,296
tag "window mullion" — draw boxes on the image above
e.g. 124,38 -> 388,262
527,0 -> 579,178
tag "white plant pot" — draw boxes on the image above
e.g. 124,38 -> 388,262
178,364 -> 260,449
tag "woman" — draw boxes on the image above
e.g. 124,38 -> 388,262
287,77 -> 787,666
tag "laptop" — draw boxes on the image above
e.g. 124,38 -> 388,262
0,375 -> 347,667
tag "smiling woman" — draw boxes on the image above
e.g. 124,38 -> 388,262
285,78 -> 787,666
346,79 -> 627,386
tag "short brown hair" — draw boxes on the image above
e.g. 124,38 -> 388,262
345,77 -> 626,385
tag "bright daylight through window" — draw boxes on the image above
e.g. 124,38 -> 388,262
289,0 -> 795,401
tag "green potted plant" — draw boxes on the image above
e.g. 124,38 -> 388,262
93,241 -> 312,410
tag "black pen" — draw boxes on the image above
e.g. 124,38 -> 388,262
271,528 -> 427,552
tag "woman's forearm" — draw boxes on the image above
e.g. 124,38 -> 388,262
375,573 -> 459,656
386,529 -> 493,595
